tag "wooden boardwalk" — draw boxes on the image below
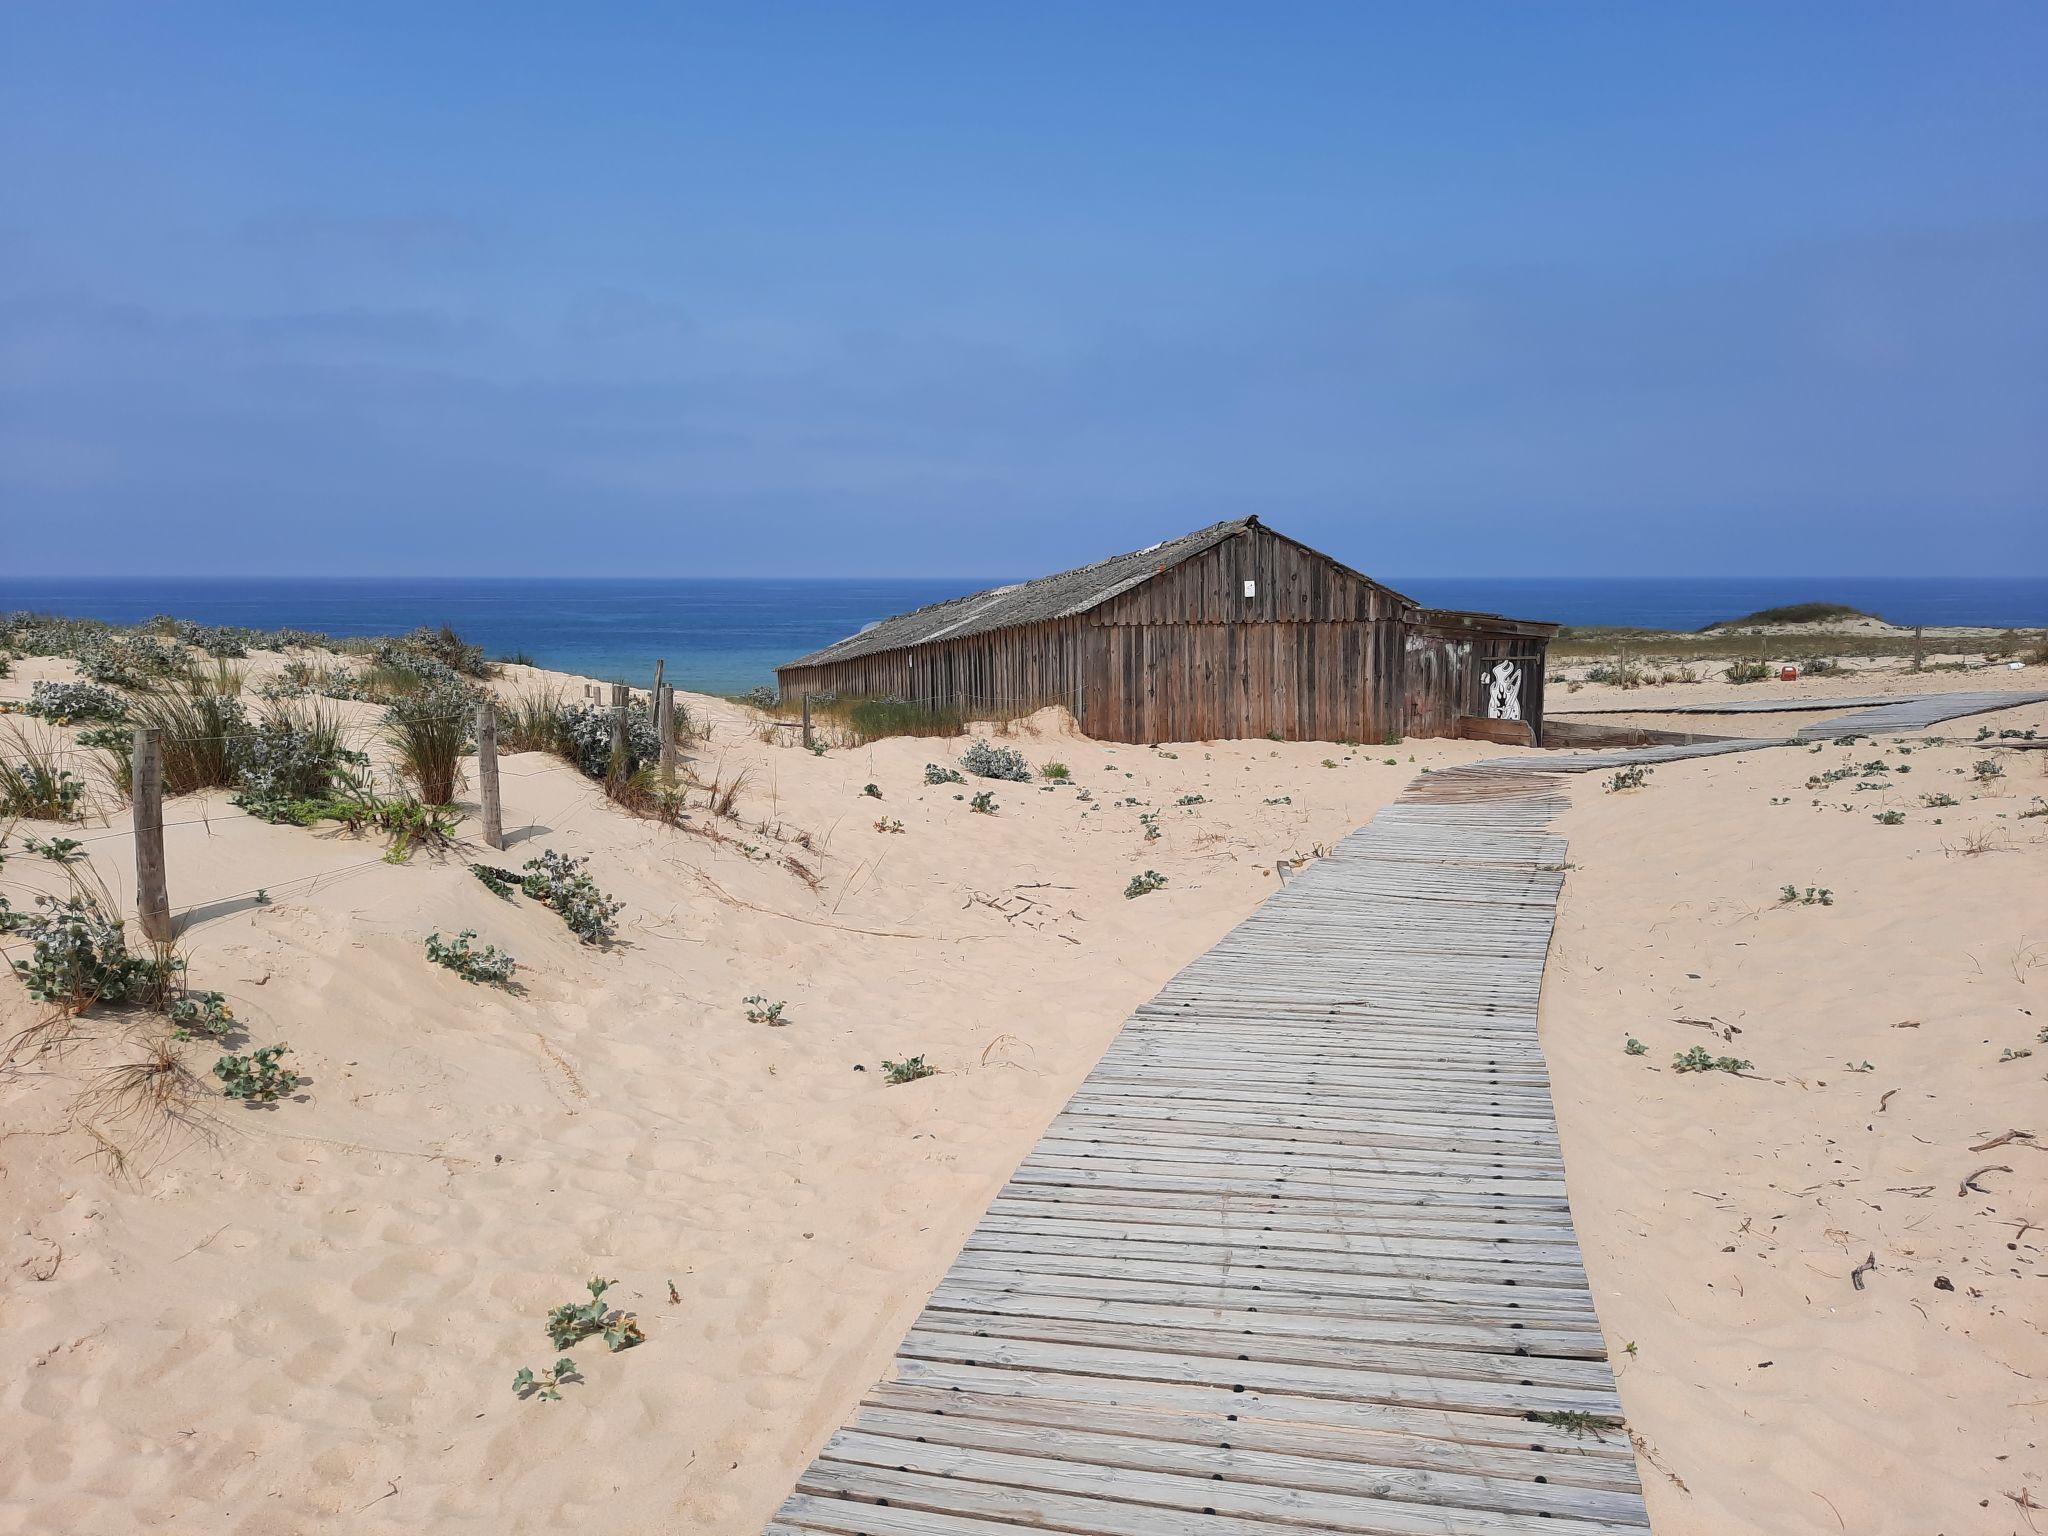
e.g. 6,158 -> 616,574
766,688 -> 2047,1536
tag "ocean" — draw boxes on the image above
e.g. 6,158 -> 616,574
3,576 -> 2044,695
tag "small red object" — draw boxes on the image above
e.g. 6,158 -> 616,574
1780,665 -> 1799,681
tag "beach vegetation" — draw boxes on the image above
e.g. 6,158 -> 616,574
1124,869 -> 1167,899
120,665 -> 249,795
8,892 -> 147,1009
969,790 -> 997,814
924,763 -> 965,785
24,834 -> 84,862
874,816 -> 904,833
1672,1046 -> 1752,1074
1972,759 -> 2004,781
520,850 -> 623,944
425,930 -> 518,985
881,1055 -> 935,1084
1624,1037 -> 1647,1055
1778,885 -> 1833,906
1527,1410 -> 1624,1436
706,765 -> 749,820
214,1044 -> 300,1102
743,995 -> 786,1025
960,739 -> 1031,782
513,1359 -> 579,1402
1605,765 -> 1652,793
25,679 -> 130,724
544,1277 -> 643,1352
471,862 -> 520,897
166,988 -> 234,1041
1040,761 -> 1071,781
1,726 -> 86,820
384,685 -> 471,806
1705,602 -> 1878,629
1873,810 -> 1905,825
499,688 -> 572,756
862,782 -> 881,798
1723,658 -> 1773,685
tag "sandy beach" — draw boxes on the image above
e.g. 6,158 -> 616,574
1,643 -> 1518,1533
2,636 -> 2044,1534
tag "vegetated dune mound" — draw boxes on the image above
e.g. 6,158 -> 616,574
1702,602 -> 1903,635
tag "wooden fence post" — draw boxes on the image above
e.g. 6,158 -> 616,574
801,693 -> 813,750
657,683 -> 677,782
131,726 -> 171,943
1912,626 -> 1924,673
475,699 -> 503,850
610,683 -> 629,770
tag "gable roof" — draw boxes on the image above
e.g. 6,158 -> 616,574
780,516 -> 1262,671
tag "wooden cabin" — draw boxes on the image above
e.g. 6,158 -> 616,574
775,516 -> 1556,745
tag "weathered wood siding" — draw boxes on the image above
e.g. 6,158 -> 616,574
776,525 -> 1550,745
776,616 -> 1090,719
1089,526 -> 1409,626
1081,622 -> 1405,743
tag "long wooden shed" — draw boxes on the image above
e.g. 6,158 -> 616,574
776,516 -> 1555,745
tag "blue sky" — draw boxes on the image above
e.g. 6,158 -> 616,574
2,3 -> 2043,577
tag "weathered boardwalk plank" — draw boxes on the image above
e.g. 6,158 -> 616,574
766,689 -> 2047,1536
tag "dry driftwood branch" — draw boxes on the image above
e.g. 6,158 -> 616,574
1969,1128 -> 2037,1151
1959,1164 -> 2013,1197
1849,1252 -> 1877,1291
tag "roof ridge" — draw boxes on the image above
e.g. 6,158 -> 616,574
778,516 -> 1259,671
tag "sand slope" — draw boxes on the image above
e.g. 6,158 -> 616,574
1543,699 -> 2048,1532
1,662 -> 1509,1534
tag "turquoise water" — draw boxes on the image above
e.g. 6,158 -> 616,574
3,576 -> 2043,694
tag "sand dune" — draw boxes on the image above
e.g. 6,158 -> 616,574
1,653 -> 1504,1534
1544,697 -> 2048,1532
4,648 -> 2045,1532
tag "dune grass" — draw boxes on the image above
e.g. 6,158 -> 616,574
751,692 -> 969,746
384,689 -> 470,806
0,722 -> 87,821
123,663 -> 247,796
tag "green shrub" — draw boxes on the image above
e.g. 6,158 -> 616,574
215,1044 -> 300,1102
425,930 -> 517,984
8,894 -> 147,1008
881,1055 -> 935,1084
167,990 -> 234,1040
513,1358 -> 579,1401
520,850 -> 622,944
924,763 -> 965,785
544,1277 -> 643,1352
960,740 -> 1031,782
471,862 -> 520,897
743,995 -> 786,1025
1724,658 -> 1772,685
1040,761 -> 1072,781
1124,869 -> 1167,899
1672,1046 -> 1752,1075
969,790 -> 996,814
1705,602 -> 1876,629
25,679 -> 129,723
